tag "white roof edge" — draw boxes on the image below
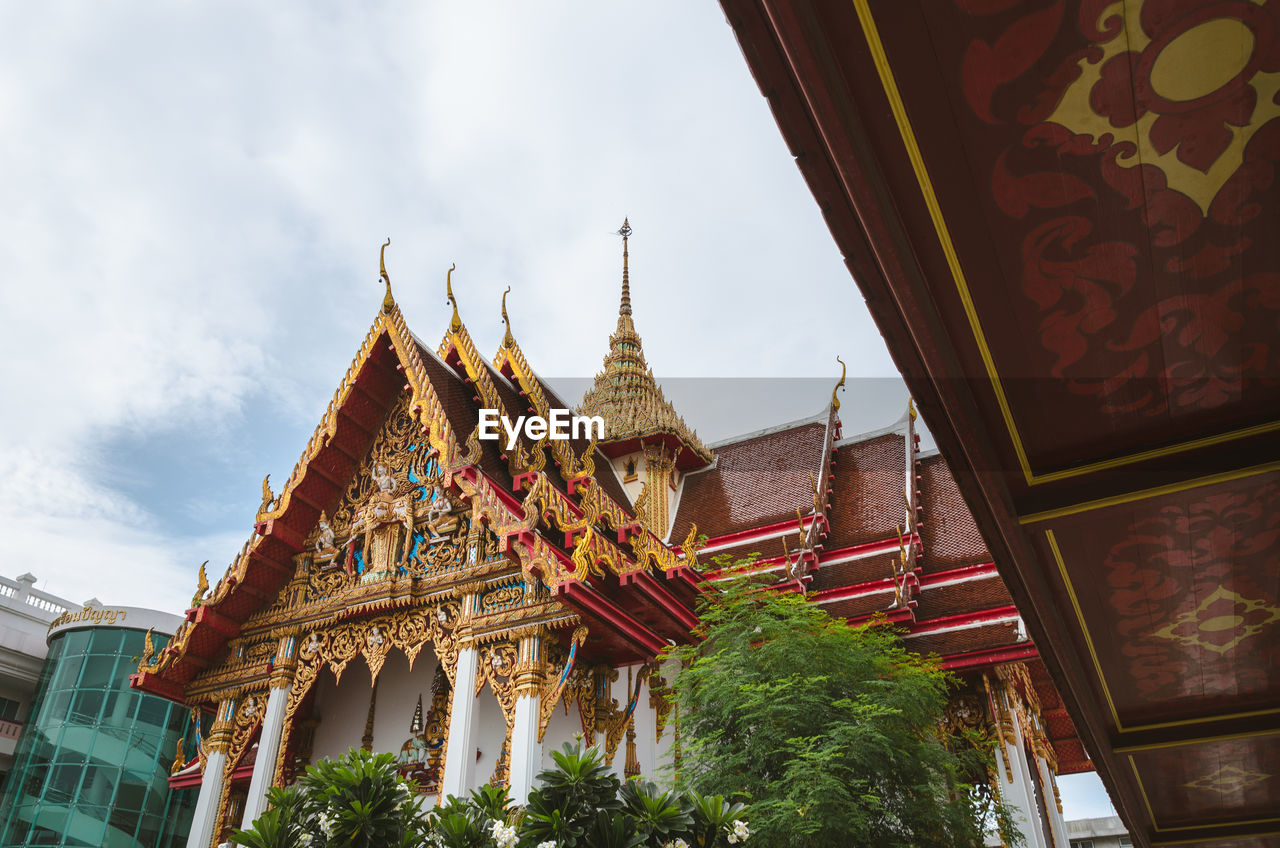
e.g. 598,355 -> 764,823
707,405 -> 831,449
833,406 -> 912,448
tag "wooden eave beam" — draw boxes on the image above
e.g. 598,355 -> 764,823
555,582 -> 668,657
618,570 -> 699,632
719,0 -> 1139,836
129,671 -> 185,703
256,518 -> 306,553
1111,713 -> 1280,755
194,605 -> 240,638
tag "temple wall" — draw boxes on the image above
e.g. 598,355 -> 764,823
310,660 -> 373,763
540,695 -> 583,771
369,650 -> 437,755
632,672 -> 658,780
607,669 -> 632,781
469,682 -> 507,793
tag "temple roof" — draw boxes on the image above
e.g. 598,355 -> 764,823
670,411 -> 831,541
577,221 -> 712,467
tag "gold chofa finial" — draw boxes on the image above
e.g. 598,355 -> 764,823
618,218 -> 632,317
192,561 -> 209,608
445,263 -> 460,333
500,286 -> 514,348
142,627 -> 156,666
908,397 -> 918,422
379,238 -> 394,314
170,735 -> 185,775
832,356 -> 847,412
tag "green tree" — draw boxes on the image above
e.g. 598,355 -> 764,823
667,576 -> 1019,848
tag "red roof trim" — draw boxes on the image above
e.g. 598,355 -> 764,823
904,605 -> 1020,637
941,643 -> 1039,671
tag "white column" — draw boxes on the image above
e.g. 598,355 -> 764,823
187,750 -> 227,848
508,634 -> 544,804
995,714 -> 1050,848
240,682 -> 292,829
188,700 -> 235,848
508,692 -> 541,804
1037,756 -> 1070,848
440,645 -> 479,800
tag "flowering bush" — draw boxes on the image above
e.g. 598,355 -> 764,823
231,748 -> 430,848
234,742 -> 750,848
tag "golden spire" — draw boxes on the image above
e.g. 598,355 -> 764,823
619,218 -> 632,317
832,356 -> 846,412
501,286 -> 514,348
380,238 -> 394,314
410,694 -> 423,735
578,219 -> 711,463
445,263 -> 461,333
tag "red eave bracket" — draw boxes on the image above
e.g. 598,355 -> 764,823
130,671 -> 186,704
941,643 -> 1040,671
619,570 -> 699,631
556,581 -> 668,656
194,604 -> 240,638
665,565 -> 709,594
168,765 -> 203,790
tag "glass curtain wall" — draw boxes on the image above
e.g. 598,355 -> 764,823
0,627 -> 196,847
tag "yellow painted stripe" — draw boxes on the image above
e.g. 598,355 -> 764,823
1115,727 -> 1280,753
1048,530 -> 1122,727
1030,420 -> 1280,484
850,0 -> 1035,485
1021,462 -> 1280,523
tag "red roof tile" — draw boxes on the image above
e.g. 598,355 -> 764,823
913,576 -> 1012,620
810,550 -> 899,593
918,454 -> 990,573
824,433 -> 906,550
905,621 -> 1021,658
817,590 -> 899,620
671,420 -> 829,540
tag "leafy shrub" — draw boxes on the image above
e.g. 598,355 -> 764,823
233,742 -> 751,848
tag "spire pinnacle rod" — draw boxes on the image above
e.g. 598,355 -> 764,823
618,217 -> 632,317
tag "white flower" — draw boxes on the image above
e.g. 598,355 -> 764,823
536,842 -> 558,848
489,819 -> 518,848
726,820 -> 751,844
662,840 -> 689,848
318,812 -> 335,836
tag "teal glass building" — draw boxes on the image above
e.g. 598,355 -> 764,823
0,614 -> 196,847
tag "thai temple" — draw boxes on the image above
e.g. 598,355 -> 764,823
132,224 -> 1084,848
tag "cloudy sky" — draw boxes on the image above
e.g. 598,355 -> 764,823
0,2 -> 1112,818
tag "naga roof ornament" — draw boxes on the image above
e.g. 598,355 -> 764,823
380,238 -> 394,314
577,219 -> 711,464
445,263 -> 461,334
832,356 -> 846,413
500,286 -> 514,349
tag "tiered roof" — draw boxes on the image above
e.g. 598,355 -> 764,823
577,221 -> 711,467
133,235 -> 1085,775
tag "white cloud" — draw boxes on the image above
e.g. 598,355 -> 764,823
0,1 -> 906,612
